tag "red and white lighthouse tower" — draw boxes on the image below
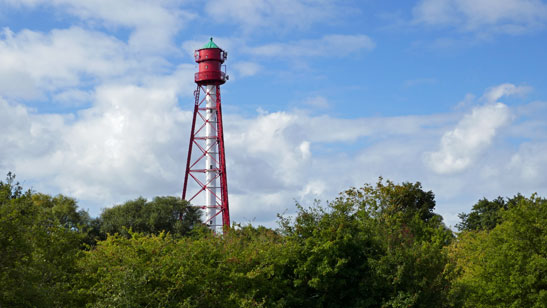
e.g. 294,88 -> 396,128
182,38 -> 230,232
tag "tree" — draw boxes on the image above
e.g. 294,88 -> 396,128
279,179 -> 454,307
448,194 -> 547,308
0,173 -> 84,307
456,194 -> 525,231
347,180 -> 453,308
76,225 -> 295,307
100,196 -> 201,238
31,192 -> 103,246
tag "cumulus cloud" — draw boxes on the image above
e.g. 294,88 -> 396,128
482,83 -> 532,103
0,91 -> 440,222
220,110 -> 455,225
1,61 -> 196,212
508,142 -> 547,185
413,0 -> 547,34
221,91 -> 546,226
0,27 -> 136,99
0,98 -> 68,175
425,84 -> 533,174
1,0 -> 192,52
425,103 -> 510,174
2,81 -> 547,229
3,84 -> 187,201
0,26 -> 187,101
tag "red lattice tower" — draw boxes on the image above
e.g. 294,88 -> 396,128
182,38 -> 230,232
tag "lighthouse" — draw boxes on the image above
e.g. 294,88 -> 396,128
182,38 -> 230,233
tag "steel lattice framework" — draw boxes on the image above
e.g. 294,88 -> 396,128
182,84 -> 230,230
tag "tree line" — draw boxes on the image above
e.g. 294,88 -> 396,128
1,173 -> 545,307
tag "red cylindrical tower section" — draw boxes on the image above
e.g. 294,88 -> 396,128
194,38 -> 228,85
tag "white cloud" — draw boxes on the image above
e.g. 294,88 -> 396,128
1,0 -> 193,52
482,83 -> 532,103
226,87 -> 546,226
54,84 -> 188,199
2,99 -> 434,220
2,83 -> 547,229
299,141 -> 311,160
425,103 -> 510,174
425,83 -> 535,175
413,0 -> 547,34
300,180 -> 327,199
0,98 -> 68,175
1,63 -> 195,212
508,142 -> 547,183
221,110 -> 454,225
0,26 -> 182,101
0,27 -> 129,99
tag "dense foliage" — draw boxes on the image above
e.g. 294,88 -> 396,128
448,194 -> 547,308
455,194 -> 525,231
0,173 -> 84,306
1,173 -> 545,307
100,196 -> 201,238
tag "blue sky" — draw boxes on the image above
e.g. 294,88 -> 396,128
1,0 -> 546,228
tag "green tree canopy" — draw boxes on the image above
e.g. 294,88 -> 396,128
449,194 -> 547,307
456,194 -> 525,231
100,196 -> 201,238
279,179 -> 454,307
4,172 -> 545,308
0,173 -> 84,307
76,225 -> 294,307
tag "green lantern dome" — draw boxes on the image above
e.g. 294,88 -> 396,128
202,37 -> 219,49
